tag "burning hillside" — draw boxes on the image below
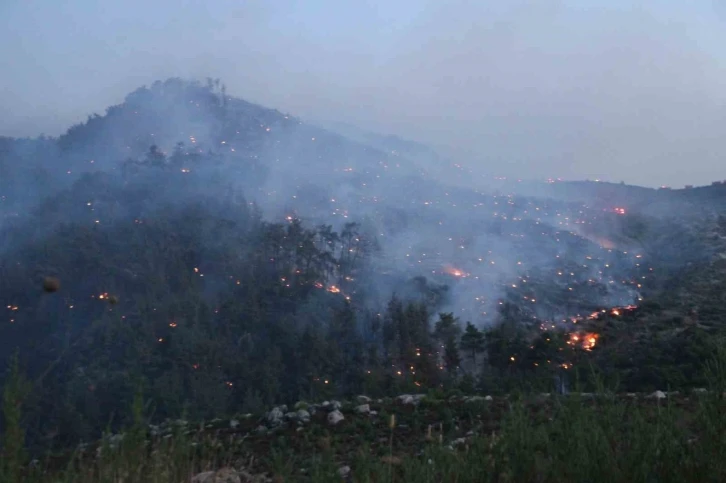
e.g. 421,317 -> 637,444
1,78 -> 724,452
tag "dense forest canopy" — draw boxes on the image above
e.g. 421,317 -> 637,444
2,78 -> 726,453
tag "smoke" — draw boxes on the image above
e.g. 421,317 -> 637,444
0,78 -> 685,333
3,2 -> 725,187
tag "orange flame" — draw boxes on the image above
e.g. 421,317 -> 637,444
568,332 -> 599,351
443,265 -> 468,278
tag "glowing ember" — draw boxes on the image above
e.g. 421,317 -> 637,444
581,304 -> 638,321
568,332 -> 599,351
443,265 -> 468,278
327,285 -> 341,293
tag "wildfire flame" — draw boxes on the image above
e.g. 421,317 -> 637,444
582,304 -> 638,321
568,332 -> 599,351
443,265 -> 468,278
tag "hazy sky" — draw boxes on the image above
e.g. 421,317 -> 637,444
1,0 -> 725,187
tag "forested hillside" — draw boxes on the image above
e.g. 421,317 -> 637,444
1,78 -> 726,462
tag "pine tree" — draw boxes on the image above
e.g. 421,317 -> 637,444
431,313 -> 462,384
443,337 -> 461,377
460,322 -> 485,364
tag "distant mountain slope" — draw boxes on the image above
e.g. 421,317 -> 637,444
0,78 -> 722,351
1,77 -> 726,452
1,77 -> 722,316
508,179 -> 726,219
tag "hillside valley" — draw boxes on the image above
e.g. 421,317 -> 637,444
1,78 -> 726,481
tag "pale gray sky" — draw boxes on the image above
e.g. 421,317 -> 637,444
1,0 -> 725,187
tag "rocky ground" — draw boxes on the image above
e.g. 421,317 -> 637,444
58,389 -> 709,483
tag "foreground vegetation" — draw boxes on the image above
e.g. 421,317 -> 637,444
3,347 -> 726,482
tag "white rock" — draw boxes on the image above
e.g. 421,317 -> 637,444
649,390 -> 667,399
191,467 -> 241,483
266,407 -> 284,425
356,404 -> 370,414
328,409 -> 345,425
398,395 -> 414,405
296,409 -> 311,422
191,471 -> 216,483
338,465 -> 351,478
397,394 -> 426,405
229,419 -> 239,429
214,468 -> 242,483
357,395 -> 372,404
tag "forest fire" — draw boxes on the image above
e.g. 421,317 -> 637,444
582,304 -> 638,321
327,285 -> 341,293
555,303 -> 638,355
568,332 -> 599,351
443,265 -> 468,278
609,304 -> 638,316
